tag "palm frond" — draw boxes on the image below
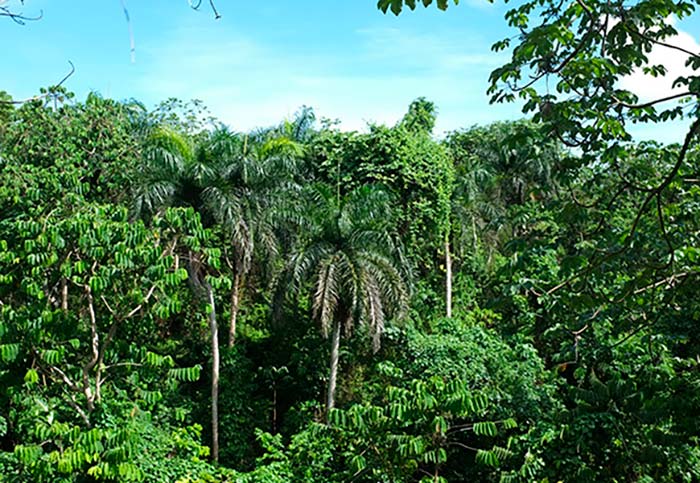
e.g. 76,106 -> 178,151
313,253 -> 340,338
147,125 -> 194,162
359,265 -> 385,353
336,251 -> 359,335
359,251 -> 409,322
132,179 -> 178,218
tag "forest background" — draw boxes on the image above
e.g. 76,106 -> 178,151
1,0 -> 700,482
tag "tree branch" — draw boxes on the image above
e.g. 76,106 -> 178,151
82,286 -> 99,413
126,283 -> 158,318
0,2 -> 42,25
189,0 -> 221,19
0,61 -> 75,105
611,91 -> 697,110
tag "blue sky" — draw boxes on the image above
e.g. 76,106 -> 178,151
1,0 -> 698,142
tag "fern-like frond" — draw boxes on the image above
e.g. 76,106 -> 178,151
313,253 -> 340,338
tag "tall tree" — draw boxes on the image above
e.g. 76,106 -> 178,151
308,100 -> 454,317
280,184 -> 409,413
133,123 -> 302,458
399,98 -> 457,318
209,129 -> 303,347
447,121 -> 562,254
132,125 -> 226,460
133,123 -> 300,342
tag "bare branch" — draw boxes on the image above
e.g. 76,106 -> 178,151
126,284 -> 158,318
119,0 -> 136,63
633,271 -> 698,295
625,23 -> 700,61
0,61 -> 75,105
189,0 -> 221,19
0,2 -> 42,25
64,391 -> 91,427
100,295 -> 115,315
611,91 -> 697,110
48,365 -> 79,393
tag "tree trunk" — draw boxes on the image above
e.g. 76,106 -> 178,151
445,236 -> 452,318
228,272 -> 241,348
272,384 -> 278,434
61,277 -> 68,312
205,282 -> 220,463
326,318 -> 342,417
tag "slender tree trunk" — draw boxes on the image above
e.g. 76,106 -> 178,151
272,384 -> 278,433
205,282 -> 220,462
61,278 -> 68,312
228,272 -> 242,348
445,236 -> 452,318
326,318 -> 342,417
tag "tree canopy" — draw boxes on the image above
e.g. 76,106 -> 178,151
2,0 -> 700,481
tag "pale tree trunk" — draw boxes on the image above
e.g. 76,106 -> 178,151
228,272 -> 242,348
445,236 -> 453,318
61,278 -> 68,312
326,318 -> 342,417
205,282 -> 220,462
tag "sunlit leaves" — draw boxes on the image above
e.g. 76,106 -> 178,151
0,343 -> 20,363
0,201 -> 209,480
377,0 -> 460,15
327,374 -> 517,479
167,365 -> 202,383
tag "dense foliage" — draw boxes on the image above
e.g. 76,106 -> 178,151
1,89 -> 698,482
2,0 -> 700,480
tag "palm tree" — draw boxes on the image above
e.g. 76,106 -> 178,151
132,124 -> 301,460
449,137 -> 502,261
132,124 -> 225,461
134,124 -> 302,345
280,184 -> 409,413
203,128 -> 302,348
447,121 -> 561,264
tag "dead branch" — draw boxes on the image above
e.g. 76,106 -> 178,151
189,0 -> 221,19
0,2 -> 42,25
0,61 -> 75,105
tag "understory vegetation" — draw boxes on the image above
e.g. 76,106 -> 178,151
0,91 -> 698,483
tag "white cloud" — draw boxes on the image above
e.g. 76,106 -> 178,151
620,17 -> 700,101
131,17 -> 516,134
354,26 -> 506,72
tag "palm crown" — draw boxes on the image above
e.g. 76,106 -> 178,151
282,183 -> 409,411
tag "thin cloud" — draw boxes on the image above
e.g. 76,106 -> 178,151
134,13 -> 518,134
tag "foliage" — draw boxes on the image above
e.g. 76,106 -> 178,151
2,79 -> 700,482
307,105 -> 454,279
377,0 -> 460,16
234,374 -> 516,483
0,91 -> 141,217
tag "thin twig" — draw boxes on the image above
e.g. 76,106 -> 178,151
119,0 -> 136,63
0,3 -> 43,25
0,61 -> 75,105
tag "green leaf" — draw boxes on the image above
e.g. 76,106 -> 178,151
0,343 -> 20,363
473,421 -> 498,437
24,368 -> 39,384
